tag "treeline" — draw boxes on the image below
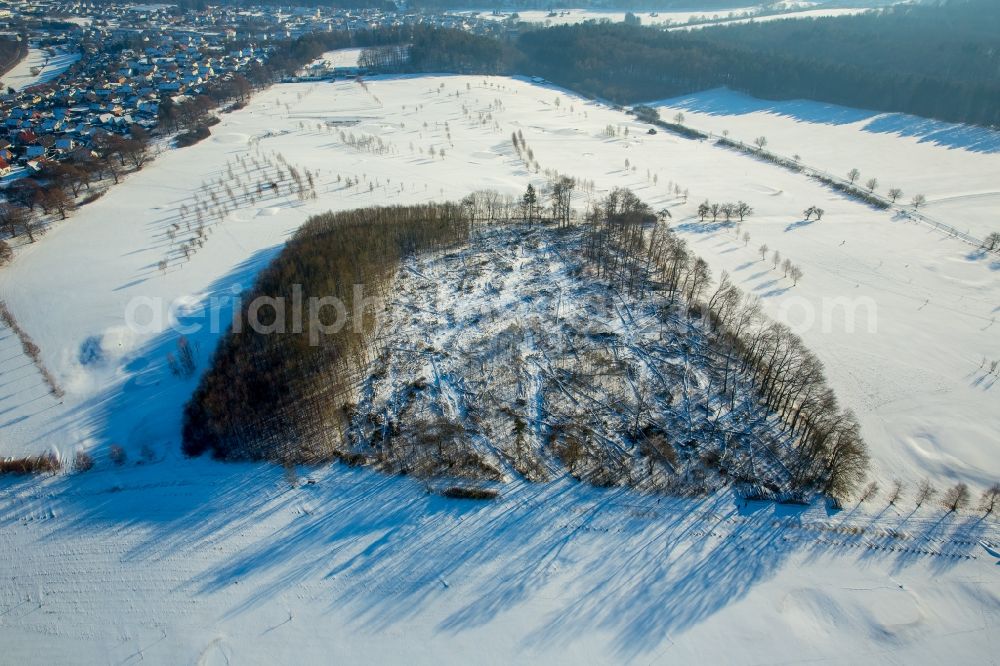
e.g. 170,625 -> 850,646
0,127 -> 152,255
408,0 -> 740,8
182,203 -> 472,463
390,1 -> 1000,128
405,28 -> 509,74
354,27 -> 512,75
173,0 -> 396,10
515,20 -> 1000,128
581,187 -> 869,498
693,0 -> 1000,89
0,35 -> 27,79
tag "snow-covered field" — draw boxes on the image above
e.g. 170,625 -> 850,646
652,87 -> 1000,239
666,6 -> 870,29
1,458 -> 997,663
317,47 -> 364,68
2,75 -> 995,484
0,46 -> 80,92
455,5 -> 873,28
0,75 -> 997,662
464,8 -> 749,26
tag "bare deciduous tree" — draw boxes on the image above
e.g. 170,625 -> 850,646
915,478 -> 936,507
858,480 -> 879,503
979,483 -> 1000,514
942,482 -> 970,512
887,479 -> 904,505
789,265 -> 803,286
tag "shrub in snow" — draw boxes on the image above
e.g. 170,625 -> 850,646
109,445 -> 127,466
442,486 -> 499,500
74,451 -> 94,473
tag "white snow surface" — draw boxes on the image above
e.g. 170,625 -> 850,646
0,46 -> 80,92
317,47 -> 365,68
457,5 -> 873,28
652,87 -> 1000,238
1,460 -> 997,663
0,75 -> 998,662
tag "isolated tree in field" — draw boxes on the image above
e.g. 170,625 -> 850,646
709,203 -> 720,221
803,206 -> 815,220
942,482 -> 970,512
912,193 -> 927,209
697,200 -> 710,222
789,265 -> 803,286
984,232 -> 1000,251
979,483 -> 1000,514
754,136 -> 767,150
887,479 -> 904,505
742,231 -> 751,247
782,257 -> 792,277
847,168 -> 861,185
673,111 -> 685,124
915,478 -> 936,507
887,187 -> 903,203
759,243 -> 769,261
771,249 -> 781,270
865,177 -> 878,193
814,208 -> 825,221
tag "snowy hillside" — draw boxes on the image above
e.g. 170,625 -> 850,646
1,75 -> 995,486
0,73 -> 997,662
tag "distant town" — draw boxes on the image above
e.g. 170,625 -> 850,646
0,1 -> 515,181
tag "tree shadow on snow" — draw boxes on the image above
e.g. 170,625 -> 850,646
784,218 -> 815,233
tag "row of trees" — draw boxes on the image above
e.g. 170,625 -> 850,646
457,176 -> 577,228
859,478 -> 1000,514
697,200 -> 753,223
0,125 -> 153,256
580,187 -> 868,499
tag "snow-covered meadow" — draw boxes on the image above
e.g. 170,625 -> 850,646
453,4 -> 875,28
2,74 -> 996,485
652,87 -> 1000,239
0,72 -> 997,661
0,46 -> 80,92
